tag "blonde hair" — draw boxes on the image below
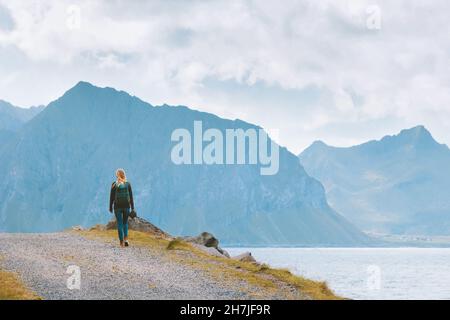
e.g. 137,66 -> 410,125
115,168 -> 127,185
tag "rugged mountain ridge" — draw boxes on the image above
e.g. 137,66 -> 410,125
0,100 -> 43,147
0,81 -> 369,246
299,126 -> 450,235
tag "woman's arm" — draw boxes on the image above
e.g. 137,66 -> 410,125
128,183 -> 135,210
109,182 -> 115,212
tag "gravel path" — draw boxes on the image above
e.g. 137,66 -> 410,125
0,232 -> 258,300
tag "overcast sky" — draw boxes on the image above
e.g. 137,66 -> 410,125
0,0 -> 449,153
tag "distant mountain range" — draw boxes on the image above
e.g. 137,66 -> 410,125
299,126 -> 450,236
0,100 -> 43,147
0,100 -> 44,129
0,82 -> 369,246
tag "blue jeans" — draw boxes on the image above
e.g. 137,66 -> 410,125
114,208 -> 130,242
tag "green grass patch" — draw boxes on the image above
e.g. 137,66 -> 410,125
166,238 -> 188,250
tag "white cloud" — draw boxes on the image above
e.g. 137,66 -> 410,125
0,0 -> 449,153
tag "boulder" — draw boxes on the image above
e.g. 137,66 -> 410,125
233,251 -> 256,263
219,249 -> 231,258
106,216 -> 170,238
190,244 -> 228,258
183,232 -> 219,248
183,232 -> 230,258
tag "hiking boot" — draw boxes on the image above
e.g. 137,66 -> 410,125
124,240 -> 129,247
120,240 -> 124,247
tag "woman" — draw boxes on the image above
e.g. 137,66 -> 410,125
109,168 -> 135,247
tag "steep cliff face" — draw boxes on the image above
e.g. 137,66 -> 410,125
0,82 -> 368,246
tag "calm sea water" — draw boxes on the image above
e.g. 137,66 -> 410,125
226,247 -> 450,300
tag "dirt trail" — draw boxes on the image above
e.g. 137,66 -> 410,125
0,232 -> 297,300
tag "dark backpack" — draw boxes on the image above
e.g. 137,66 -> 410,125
115,182 -> 130,207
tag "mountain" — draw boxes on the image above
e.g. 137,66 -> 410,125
0,81 -> 369,246
299,126 -> 450,236
0,100 -> 44,130
0,100 -> 44,147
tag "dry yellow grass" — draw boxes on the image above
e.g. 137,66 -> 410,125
0,269 -> 41,300
162,234 -> 341,299
78,229 -> 169,250
76,229 -> 342,300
